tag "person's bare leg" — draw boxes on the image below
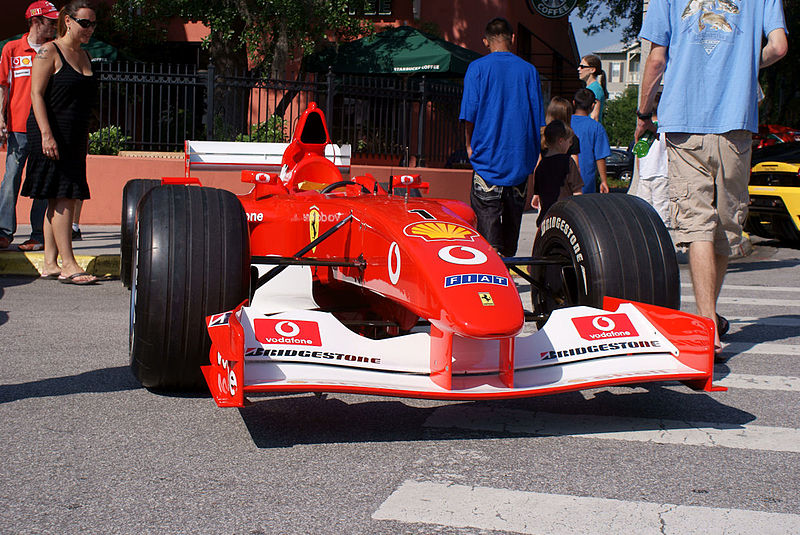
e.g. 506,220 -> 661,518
688,241 -> 727,350
51,198 -> 95,283
41,200 -> 61,277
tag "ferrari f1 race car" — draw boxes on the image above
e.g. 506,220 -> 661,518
745,141 -> 800,243
124,104 -> 720,407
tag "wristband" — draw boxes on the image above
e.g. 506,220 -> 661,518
636,109 -> 653,121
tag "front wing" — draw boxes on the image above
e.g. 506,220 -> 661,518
201,298 -> 721,408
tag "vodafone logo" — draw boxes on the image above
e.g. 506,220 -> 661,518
438,245 -> 487,265
571,313 -> 639,341
254,318 -> 322,346
399,175 -> 415,185
388,242 -> 401,284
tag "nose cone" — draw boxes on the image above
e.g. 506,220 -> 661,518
435,270 -> 524,339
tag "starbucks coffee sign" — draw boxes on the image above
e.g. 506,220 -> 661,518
528,0 -> 578,18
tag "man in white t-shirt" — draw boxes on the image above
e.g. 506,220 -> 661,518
635,105 -> 668,225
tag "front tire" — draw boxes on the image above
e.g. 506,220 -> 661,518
130,185 -> 250,390
121,179 -> 159,288
531,193 -> 679,321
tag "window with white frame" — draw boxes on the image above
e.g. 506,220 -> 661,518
610,61 -> 623,83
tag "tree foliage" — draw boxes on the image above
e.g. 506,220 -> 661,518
603,85 -> 638,147
574,0 -> 642,42
758,0 -> 799,127
111,0 -> 372,74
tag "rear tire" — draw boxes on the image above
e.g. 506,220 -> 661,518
130,185 -> 250,390
121,179 -> 159,288
531,193 -> 679,323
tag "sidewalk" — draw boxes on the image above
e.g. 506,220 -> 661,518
0,225 -> 121,277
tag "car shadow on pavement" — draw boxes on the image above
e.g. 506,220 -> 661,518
0,365 -> 141,404
713,314 -> 800,372
238,385 -> 754,448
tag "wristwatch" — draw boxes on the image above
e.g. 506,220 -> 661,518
636,109 -> 653,121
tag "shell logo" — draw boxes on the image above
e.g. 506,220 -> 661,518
403,221 -> 478,242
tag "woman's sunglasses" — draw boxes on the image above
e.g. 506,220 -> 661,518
70,16 -> 97,29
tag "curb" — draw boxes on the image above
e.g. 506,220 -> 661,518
0,251 -> 120,278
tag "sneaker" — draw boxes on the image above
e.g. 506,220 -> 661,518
72,228 -> 82,241
0,236 -> 9,249
19,239 -> 44,251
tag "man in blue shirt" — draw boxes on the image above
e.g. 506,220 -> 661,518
571,89 -> 610,194
459,17 -> 544,256
636,0 -> 787,357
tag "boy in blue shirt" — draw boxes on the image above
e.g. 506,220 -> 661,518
570,89 -> 610,194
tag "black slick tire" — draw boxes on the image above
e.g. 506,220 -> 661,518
531,193 -> 680,323
121,179 -> 159,288
130,185 -> 250,390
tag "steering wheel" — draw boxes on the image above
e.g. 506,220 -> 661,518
320,180 -> 372,195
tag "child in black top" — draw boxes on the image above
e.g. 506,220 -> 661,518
532,120 -> 583,227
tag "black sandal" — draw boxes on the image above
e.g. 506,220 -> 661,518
716,314 -> 729,337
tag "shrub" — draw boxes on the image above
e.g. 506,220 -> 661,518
89,125 -> 131,155
603,85 -> 638,148
236,115 -> 286,143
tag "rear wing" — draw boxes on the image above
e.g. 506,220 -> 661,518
183,140 -> 351,178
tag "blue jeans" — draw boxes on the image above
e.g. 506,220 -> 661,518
0,132 -> 46,242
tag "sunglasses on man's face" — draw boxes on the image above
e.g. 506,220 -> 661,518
70,16 -> 97,29
578,64 -> 592,69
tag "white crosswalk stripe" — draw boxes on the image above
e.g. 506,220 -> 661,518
722,316 -> 800,327
373,480 -> 800,534
683,295 -> 800,307
722,342 -> 800,356
682,282 -> 800,293
423,406 -> 800,453
713,372 -> 800,391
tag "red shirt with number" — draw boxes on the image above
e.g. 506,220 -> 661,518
0,34 -> 36,133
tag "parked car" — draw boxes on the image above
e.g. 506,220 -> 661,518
745,141 -> 800,243
606,148 -> 634,182
753,124 -> 800,150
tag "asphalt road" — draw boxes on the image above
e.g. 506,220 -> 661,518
1,237 -> 798,534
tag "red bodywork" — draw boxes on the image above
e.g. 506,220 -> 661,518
197,104 -> 720,407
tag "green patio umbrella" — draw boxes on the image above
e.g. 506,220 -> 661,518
307,26 -> 481,75
0,34 -> 118,62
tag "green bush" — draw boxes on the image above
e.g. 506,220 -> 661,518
89,125 -> 131,155
603,85 -> 638,148
236,115 -> 286,143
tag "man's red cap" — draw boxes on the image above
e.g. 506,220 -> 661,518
26,1 -> 59,19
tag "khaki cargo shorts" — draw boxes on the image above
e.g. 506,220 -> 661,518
665,130 -> 752,257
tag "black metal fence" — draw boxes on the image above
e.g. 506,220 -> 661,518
93,62 -> 466,166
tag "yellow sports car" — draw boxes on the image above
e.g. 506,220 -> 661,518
746,142 -> 800,243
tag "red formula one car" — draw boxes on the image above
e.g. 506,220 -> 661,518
124,104 -> 720,407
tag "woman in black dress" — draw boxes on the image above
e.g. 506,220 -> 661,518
22,0 -> 97,284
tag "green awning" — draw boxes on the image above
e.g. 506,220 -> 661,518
307,26 -> 481,75
0,34 -> 118,62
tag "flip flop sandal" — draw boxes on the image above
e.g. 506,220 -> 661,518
40,273 -> 60,280
58,271 -> 97,285
716,314 -> 730,337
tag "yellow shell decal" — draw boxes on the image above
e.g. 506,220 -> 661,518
309,207 -> 320,252
403,221 -> 478,242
